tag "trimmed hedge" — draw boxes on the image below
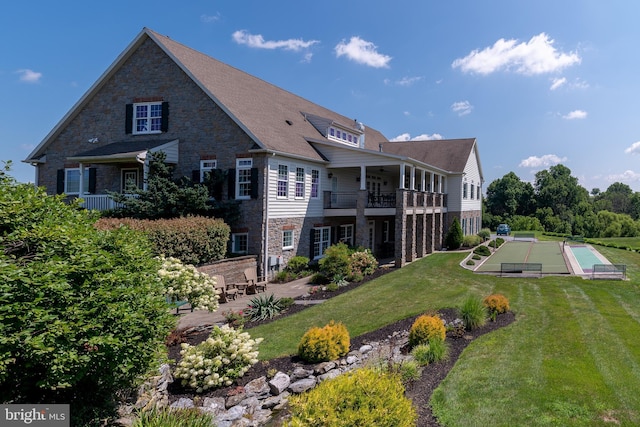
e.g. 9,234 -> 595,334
95,216 -> 229,265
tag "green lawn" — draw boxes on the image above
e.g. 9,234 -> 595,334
248,246 -> 640,426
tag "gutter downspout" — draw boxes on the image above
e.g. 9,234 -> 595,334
263,155 -> 271,279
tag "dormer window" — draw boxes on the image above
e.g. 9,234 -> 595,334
328,126 -> 360,145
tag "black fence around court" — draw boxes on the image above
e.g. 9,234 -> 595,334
591,263 -> 627,280
500,262 -> 543,277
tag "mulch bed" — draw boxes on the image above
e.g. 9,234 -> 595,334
166,266 -> 515,427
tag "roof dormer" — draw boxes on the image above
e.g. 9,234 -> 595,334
303,112 -> 364,148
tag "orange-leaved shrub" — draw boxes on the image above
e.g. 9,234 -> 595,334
298,321 -> 350,363
95,216 -> 229,265
409,314 -> 446,347
483,294 -> 510,315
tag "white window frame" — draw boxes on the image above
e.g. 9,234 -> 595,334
313,226 -> 331,259
463,182 -> 468,199
200,159 -> 217,181
311,169 -> 320,198
236,158 -> 253,200
133,101 -> 163,135
64,168 -> 90,195
282,229 -> 294,250
277,164 -> 288,198
339,224 -> 354,246
231,232 -> 248,254
470,183 -> 475,199
295,167 -> 305,198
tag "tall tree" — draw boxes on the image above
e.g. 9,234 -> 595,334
485,172 -> 535,218
534,165 -> 589,233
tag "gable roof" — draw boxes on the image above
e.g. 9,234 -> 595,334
380,138 -> 483,179
25,28 -> 389,164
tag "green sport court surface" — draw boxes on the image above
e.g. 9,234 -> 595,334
476,241 -> 570,274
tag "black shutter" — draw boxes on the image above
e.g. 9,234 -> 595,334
228,169 -> 236,199
161,102 -> 169,132
56,169 -> 65,194
309,227 -> 316,260
192,170 -> 201,183
250,167 -> 259,199
125,104 -> 133,134
88,168 -> 97,194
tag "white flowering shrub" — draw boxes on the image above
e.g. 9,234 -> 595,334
158,256 -> 219,312
173,325 -> 263,392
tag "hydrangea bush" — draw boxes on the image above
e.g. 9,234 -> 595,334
158,256 -> 219,312
173,325 -> 263,392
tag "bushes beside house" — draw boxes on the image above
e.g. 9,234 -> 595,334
95,216 -> 229,265
0,170 -> 175,425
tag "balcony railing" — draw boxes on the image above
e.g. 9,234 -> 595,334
324,191 -> 357,209
78,194 -> 134,211
324,190 -> 446,210
367,192 -> 396,208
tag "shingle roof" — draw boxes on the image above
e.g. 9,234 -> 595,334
380,138 -> 478,174
146,29 -> 388,161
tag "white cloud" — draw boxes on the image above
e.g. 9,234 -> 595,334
334,36 -> 391,68
390,133 -> 444,142
200,13 -> 220,23
624,141 -> 640,155
452,32 -> 581,75
232,30 -> 319,52
519,154 -> 567,168
397,76 -> 423,87
550,77 -> 566,90
451,100 -> 473,116
563,110 -> 587,120
16,69 -> 42,83
607,170 -> 640,183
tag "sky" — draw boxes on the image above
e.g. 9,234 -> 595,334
2,1 -> 640,192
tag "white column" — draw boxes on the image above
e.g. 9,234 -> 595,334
410,166 -> 416,190
360,165 -> 366,191
78,163 -> 85,195
399,164 -> 406,189
421,169 -> 426,191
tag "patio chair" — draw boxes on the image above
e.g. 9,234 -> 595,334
212,275 -> 239,302
243,267 -> 268,294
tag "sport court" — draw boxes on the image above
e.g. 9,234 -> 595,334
476,240 -> 570,274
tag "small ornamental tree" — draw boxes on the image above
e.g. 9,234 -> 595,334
445,217 -> 464,250
0,169 -> 175,424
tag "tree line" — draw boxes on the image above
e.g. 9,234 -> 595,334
483,164 -> 640,238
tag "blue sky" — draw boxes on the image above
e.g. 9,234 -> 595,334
2,1 -> 640,192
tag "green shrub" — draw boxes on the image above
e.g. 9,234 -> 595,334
478,228 -> 491,241
472,254 -> 481,260
95,216 -> 229,265
462,234 -> 482,247
445,217 -> 464,250
286,367 -> 417,427
392,359 -> 422,384
466,259 -> 475,266
309,272 -> 330,285
349,249 -> 378,278
460,296 -> 487,330
244,294 -> 285,322
409,315 -> 446,347
0,173 -> 175,424
319,242 -> 351,278
326,282 -> 340,292
279,297 -> 295,310
298,321 -> 350,363
286,256 -> 310,274
473,245 -> 491,256
132,408 -> 213,427
411,339 -> 450,365
173,325 -> 262,392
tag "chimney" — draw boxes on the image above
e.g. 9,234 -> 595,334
357,122 -> 366,148
379,143 -> 383,152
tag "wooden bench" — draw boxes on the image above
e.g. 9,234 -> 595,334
243,267 -> 268,295
212,275 -> 239,302
501,262 -> 543,277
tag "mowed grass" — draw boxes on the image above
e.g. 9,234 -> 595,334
249,246 -> 640,426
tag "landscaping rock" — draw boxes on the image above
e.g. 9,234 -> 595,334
268,372 -> 290,395
288,378 -> 317,394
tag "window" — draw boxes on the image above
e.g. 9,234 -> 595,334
134,102 -> 162,134
231,233 -> 248,254
339,224 -> 354,246
463,182 -> 468,199
283,229 -> 294,250
383,220 -> 390,242
295,167 -> 305,198
313,227 -> 331,259
311,169 -> 320,198
477,186 -> 481,200
236,158 -> 253,199
200,160 -> 217,181
277,164 -> 288,198
470,183 -> 475,199
65,168 -> 90,195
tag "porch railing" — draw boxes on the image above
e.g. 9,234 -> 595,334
324,190 -> 447,209
323,191 -> 357,209
78,194 -> 134,211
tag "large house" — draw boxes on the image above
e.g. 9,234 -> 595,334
24,28 -> 483,276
